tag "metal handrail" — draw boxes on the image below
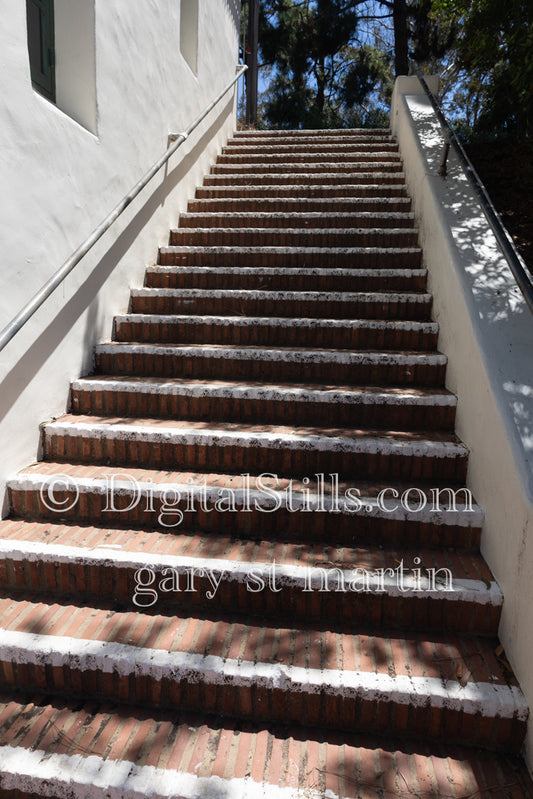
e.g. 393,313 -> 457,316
0,65 -> 247,353
410,62 -> 533,316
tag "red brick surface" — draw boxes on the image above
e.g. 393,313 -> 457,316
0,127 -> 531,796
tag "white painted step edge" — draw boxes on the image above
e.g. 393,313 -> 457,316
0,746 -> 319,799
131,289 -> 430,303
171,228 -> 415,235
145,266 -> 426,277
179,211 -> 414,220
95,344 -> 446,366
191,196 -> 412,204
160,245 -> 421,254
0,629 -> 526,719
43,420 -> 467,458
206,171 -> 404,178
71,378 -> 456,407
114,314 -> 437,331
0,539 -> 496,603
8,473 -> 484,527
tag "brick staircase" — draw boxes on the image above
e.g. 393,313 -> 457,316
0,128 -> 532,798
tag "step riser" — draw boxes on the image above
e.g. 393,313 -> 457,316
211,162 -> 402,174
158,248 -> 422,269
71,386 -> 456,431
189,198 -> 412,212
0,654 -> 521,751
169,230 -> 419,248
129,295 -> 432,321
0,558 -> 499,635
42,430 -> 468,483
8,488 -> 482,550
227,139 -> 395,148
203,174 -> 406,187
217,152 -> 400,164
114,318 -> 438,350
196,185 -> 409,199
95,350 -> 446,387
143,270 -> 427,293
223,142 -> 398,153
178,213 -> 415,230
231,130 -> 393,138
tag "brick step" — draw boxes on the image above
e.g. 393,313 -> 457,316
144,266 -> 428,293
113,314 -> 438,351
195,183 -> 409,199
158,246 -> 422,269
178,211 -> 415,230
204,172 -> 405,187
94,343 -> 447,387
71,377 -> 456,431
169,227 -> 419,248
1,694 -> 531,799
212,160 -> 402,174
216,152 -> 401,166
0,518 -> 496,632
232,128 -> 392,137
0,594 -> 524,749
188,196 -> 413,213
7,464 -> 483,548
130,289 -> 431,321
41,414 -> 468,482
223,141 -> 399,154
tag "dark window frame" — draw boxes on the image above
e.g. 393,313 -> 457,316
26,0 -> 55,102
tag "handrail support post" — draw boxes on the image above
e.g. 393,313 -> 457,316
438,136 -> 450,178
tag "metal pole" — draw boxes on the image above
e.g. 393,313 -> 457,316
245,0 -> 259,126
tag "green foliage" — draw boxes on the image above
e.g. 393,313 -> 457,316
257,0 -> 533,136
430,0 -> 533,137
259,0 -> 392,128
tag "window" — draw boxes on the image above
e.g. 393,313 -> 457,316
26,0 -> 55,102
180,0 -> 199,75
26,0 -> 97,134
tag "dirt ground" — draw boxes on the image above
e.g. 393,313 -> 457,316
465,139 -> 533,274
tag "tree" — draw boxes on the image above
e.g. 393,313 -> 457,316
431,0 -> 533,137
259,0 -> 393,128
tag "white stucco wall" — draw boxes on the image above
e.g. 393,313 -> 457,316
391,76 -> 533,771
0,0 -> 241,510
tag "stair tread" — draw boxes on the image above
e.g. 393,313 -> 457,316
121,308 -> 433,319
10,460 -> 482,512
189,196 -> 412,206
171,226 -> 414,232
160,245 -> 421,253
195,184 -> 409,197
0,517 -> 488,579
205,171 -> 405,180
145,265 -> 427,276
132,288 -> 429,300
72,375 -> 456,403
0,593 -> 519,698
0,694 -> 531,799
96,341 -> 445,360
43,413 -> 464,450
179,211 -> 415,221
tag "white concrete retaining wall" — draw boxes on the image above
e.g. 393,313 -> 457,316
392,76 -> 533,770
0,0 -> 240,507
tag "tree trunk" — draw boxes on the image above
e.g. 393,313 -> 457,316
316,55 -> 326,117
393,0 -> 409,77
